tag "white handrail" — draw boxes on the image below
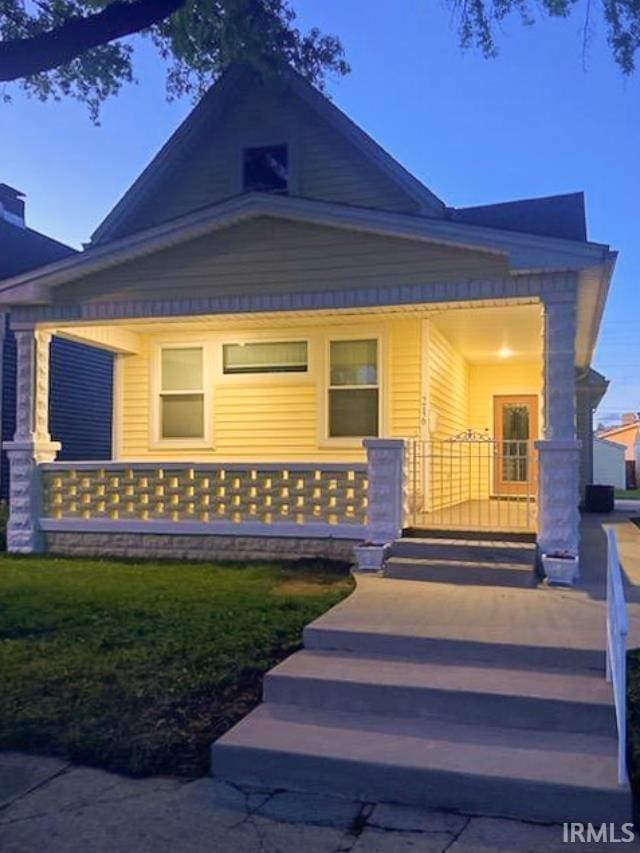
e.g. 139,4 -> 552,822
606,527 -> 629,786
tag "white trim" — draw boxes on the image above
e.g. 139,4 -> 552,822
39,460 -> 367,472
150,340 -> 214,450
40,517 -> 367,540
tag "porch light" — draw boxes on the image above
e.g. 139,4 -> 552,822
498,346 -> 514,359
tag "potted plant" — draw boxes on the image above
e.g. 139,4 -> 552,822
541,550 -> 579,585
353,542 -> 388,573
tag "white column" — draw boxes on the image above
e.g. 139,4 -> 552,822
364,439 -> 407,544
535,294 -> 581,561
3,329 -> 60,553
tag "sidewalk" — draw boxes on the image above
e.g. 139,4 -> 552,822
0,752 -> 623,852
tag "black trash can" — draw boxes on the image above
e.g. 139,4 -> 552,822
584,484 -> 615,513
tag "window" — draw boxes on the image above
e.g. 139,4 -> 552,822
243,145 -> 288,194
223,341 -> 308,375
159,347 -> 205,440
328,339 -> 379,438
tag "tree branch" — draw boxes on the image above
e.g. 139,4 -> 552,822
0,0 -> 188,82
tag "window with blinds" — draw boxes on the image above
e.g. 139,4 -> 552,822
222,341 -> 308,374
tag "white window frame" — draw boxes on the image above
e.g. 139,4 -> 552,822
321,332 -> 384,448
150,341 -> 214,450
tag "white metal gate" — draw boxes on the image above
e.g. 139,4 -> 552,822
408,431 -> 537,532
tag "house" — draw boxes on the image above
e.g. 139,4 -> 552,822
598,413 -> 640,488
0,64 -> 616,574
593,436 -> 626,489
0,184 -> 114,499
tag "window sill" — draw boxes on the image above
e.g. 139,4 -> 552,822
148,439 -> 215,452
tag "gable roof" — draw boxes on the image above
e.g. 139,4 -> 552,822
0,217 -> 76,280
0,192 -> 615,305
449,193 -> 587,242
90,64 -> 446,245
598,421 -> 640,440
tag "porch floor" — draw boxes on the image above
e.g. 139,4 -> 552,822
411,498 -> 537,534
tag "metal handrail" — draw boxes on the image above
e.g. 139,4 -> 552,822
606,528 -> 629,786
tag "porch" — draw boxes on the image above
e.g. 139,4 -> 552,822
3,294 -> 581,565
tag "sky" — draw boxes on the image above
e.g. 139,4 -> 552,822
2,0 -> 638,425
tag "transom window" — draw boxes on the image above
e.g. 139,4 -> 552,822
223,341 -> 308,374
159,347 -> 205,440
243,144 -> 288,194
328,339 -> 379,438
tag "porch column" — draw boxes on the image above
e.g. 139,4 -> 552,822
4,329 -> 60,553
364,439 -> 407,544
535,293 -> 581,560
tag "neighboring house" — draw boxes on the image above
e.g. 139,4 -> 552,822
593,436 -> 626,489
598,413 -> 640,488
0,184 -> 114,498
0,64 -> 616,568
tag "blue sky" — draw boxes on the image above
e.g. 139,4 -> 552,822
2,0 -> 638,423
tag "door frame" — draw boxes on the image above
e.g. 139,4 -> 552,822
493,394 -> 539,496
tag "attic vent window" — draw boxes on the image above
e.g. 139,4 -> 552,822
243,144 -> 288,194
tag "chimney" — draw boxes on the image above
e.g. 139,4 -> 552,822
0,184 -> 26,228
621,412 -> 637,425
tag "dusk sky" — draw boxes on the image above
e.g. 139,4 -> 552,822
2,0 -> 638,424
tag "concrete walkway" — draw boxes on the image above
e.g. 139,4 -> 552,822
0,752 -> 627,852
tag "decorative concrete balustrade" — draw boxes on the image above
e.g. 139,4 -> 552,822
40,461 -> 370,538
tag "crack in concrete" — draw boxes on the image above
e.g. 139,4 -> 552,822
0,783 -> 184,827
334,801 -> 374,852
440,815 -> 471,852
0,761 -> 72,815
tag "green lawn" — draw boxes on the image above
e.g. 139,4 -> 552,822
616,489 -> 640,499
0,555 -> 354,777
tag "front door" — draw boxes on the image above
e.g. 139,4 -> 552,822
493,395 -> 538,496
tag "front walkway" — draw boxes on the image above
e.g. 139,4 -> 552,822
0,752 -> 617,852
311,511 -> 640,654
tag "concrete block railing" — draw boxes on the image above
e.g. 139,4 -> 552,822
38,461 -> 370,541
6,440 -> 409,555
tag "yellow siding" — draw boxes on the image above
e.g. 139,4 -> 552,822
425,323 -> 470,510
120,339 -> 150,456
468,362 -> 542,436
390,320 -> 421,440
118,317 -> 421,464
427,323 -> 469,441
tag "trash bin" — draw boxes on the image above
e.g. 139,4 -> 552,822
584,484 -> 615,513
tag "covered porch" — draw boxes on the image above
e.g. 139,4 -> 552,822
2,291 -> 582,564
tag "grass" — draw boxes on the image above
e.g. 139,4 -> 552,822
616,489 -> 640,500
0,554 -> 354,777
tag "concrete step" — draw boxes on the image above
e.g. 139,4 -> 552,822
404,527 -> 537,543
384,556 -> 540,588
390,537 -> 537,566
212,703 -> 629,824
264,650 -> 615,736
304,623 -> 605,671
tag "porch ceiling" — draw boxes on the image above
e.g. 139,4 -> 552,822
431,303 -> 542,365
42,298 -> 541,362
